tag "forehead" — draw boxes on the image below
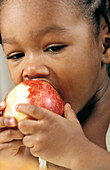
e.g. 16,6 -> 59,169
1,0 -> 75,16
1,1 -> 79,33
1,0 -> 90,44
1,0 -> 80,26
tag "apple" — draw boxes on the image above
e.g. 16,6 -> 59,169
3,80 -> 64,122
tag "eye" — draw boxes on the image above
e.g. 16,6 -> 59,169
44,44 -> 67,53
7,52 -> 25,60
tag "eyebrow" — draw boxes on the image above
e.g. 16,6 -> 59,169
2,37 -> 18,45
39,25 -> 67,35
2,25 -> 68,45
30,25 -> 68,40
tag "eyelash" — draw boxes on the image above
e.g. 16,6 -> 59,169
7,44 -> 67,60
7,53 -> 25,60
44,44 -> 67,52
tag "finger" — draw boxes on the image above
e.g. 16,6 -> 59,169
0,101 -> 6,112
0,129 -> 24,143
0,117 -> 17,128
16,104 -> 51,120
23,135 -> 33,148
64,103 -> 76,121
18,119 -> 39,135
0,141 -> 24,150
0,141 -> 24,156
30,147 -> 38,157
30,146 -> 40,158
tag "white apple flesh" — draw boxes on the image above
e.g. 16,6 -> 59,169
3,80 -> 64,122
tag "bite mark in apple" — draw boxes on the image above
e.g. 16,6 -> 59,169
3,80 -> 64,122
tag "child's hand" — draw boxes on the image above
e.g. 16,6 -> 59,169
0,101 -> 24,157
17,103 -> 88,169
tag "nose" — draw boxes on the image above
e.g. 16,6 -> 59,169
23,54 -> 50,80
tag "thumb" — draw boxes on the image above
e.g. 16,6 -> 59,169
64,103 -> 76,121
0,101 -> 6,111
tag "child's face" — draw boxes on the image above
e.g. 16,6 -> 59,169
1,0 -> 103,113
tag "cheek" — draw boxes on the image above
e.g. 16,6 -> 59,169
54,53 -> 101,113
8,62 -> 23,85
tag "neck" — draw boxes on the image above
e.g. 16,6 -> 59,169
77,75 -> 110,149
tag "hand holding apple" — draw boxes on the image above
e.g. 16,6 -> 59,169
16,102 -> 88,169
3,80 -> 64,122
2,80 -> 64,169
0,101 -> 24,157
3,80 -> 90,169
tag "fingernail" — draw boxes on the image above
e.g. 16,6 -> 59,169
66,103 -> 71,108
15,104 -> 19,111
64,103 -> 71,113
9,118 -> 16,126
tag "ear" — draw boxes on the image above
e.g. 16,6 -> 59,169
101,26 -> 110,64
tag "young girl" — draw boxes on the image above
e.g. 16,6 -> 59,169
0,0 -> 110,169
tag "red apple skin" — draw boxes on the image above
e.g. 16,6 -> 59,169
3,80 -> 64,122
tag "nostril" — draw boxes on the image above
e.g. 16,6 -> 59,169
23,65 -> 50,80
